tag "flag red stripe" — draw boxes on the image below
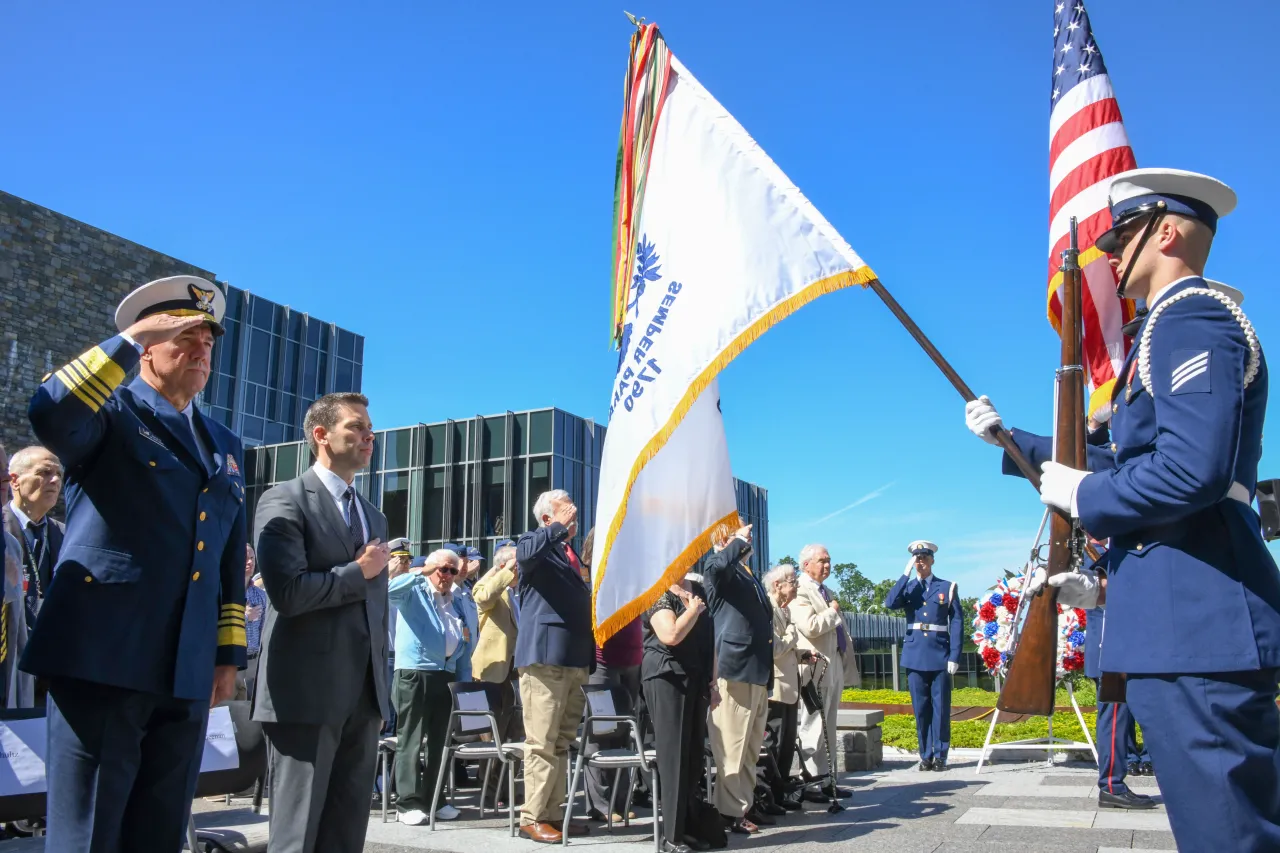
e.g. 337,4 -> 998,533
1049,97 -> 1125,168
1048,146 -> 1138,227
1046,208 -> 1117,282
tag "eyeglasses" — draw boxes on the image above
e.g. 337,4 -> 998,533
439,565 -> 460,576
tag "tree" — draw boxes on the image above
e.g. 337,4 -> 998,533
776,555 -> 797,567
830,562 -> 870,611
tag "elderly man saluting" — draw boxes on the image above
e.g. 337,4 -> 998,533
516,489 -> 594,843
883,541 -> 962,772
22,276 -> 247,851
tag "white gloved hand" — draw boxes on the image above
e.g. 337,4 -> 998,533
1039,461 -> 1089,517
903,557 -> 915,577
1025,566 -> 1047,596
1048,569 -> 1100,608
965,396 -> 1003,445
946,661 -> 958,676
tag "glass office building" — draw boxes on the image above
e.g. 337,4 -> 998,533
244,406 -> 769,571
199,284 -> 364,447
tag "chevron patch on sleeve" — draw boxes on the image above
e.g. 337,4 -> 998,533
1170,349 -> 1211,395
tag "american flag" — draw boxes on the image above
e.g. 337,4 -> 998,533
1048,0 -> 1136,416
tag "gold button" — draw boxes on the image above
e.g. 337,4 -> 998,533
1111,443 -> 1118,452
197,541 -> 205,551
1136,543 -> 1143,551
203,488 -> 209,493
83,575 -> 93,583
199,512 -> 207,521
1113,403 -> 1119,414
192,572 -> 200,581
149,461 -> 157,467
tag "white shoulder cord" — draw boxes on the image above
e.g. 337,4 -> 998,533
1138,288 -> 1261,393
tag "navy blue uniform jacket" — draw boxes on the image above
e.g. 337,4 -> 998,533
1004,278 -> 1280,674
702,538 -> 774,689
884,573 -> 963,672
515,522 -> 594,670
20,334 -> 248,701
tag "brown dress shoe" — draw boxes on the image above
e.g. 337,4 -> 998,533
520,823 -> 563,843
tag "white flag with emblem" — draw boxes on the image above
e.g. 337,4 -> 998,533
593,25 -> 877,641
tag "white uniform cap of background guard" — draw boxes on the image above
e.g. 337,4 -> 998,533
1204,279 -> 1244,307
907,540 -> 938,556
114,275 -> 226,336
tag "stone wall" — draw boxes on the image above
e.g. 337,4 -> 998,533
0,191 -> 216,454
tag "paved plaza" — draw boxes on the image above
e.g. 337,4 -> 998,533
169,747 -> 1177,853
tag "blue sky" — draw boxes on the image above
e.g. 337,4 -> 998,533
5,1 -> 1279,598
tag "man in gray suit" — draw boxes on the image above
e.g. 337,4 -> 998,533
253,392 -> 390,853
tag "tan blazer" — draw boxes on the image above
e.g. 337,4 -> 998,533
769,598 -> 802,704
472,565 -> 519,682
791,574 -> 843,663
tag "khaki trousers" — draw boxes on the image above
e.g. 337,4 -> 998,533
518,663 -> 589,825
708,678 -> 769,817
798,656 -> 843,777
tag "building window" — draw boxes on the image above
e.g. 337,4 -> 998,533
383,471 -> 411,541
483,461 -> 504,536
450,466 -> 469,540
427,425 -> 446,465
384,428 -> 413,470
529,456 -> 551,527
484,416 -> 506,459
424,469 -> 446,541
529,411 -> 552,454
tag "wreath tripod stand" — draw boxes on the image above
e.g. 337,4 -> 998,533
976,509 -> 1097,775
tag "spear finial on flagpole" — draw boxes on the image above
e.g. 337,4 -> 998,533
624,11 -> 645,28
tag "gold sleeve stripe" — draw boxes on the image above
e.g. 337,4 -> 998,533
217,626 -> 248,648
70,358 -> 114,400
61,361 -> 109,406
217,618 -> 246,628
220,604 -> 246,615
79,345 -> 127,390
55,369 -> 104,412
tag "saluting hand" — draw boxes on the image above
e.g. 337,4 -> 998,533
357,539 -> 390,579
124,312 -> 208,349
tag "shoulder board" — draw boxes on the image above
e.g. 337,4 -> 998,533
1138,287 -> 1260,393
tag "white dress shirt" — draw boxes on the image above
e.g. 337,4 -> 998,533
432,587 -> 464,658
311,462 -> 370,542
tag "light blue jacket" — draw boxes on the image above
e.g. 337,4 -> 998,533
389,573 -> 473,677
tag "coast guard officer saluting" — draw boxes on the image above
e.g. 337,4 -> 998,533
883,541 -> 962,771
966,169 -> 1280,851
21,277 -> 247,852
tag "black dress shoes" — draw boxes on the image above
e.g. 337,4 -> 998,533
1099,788 -> 1156,810
682,835 -> 711,851
661,841 -> 692,853
760,801 -> 787,817
1139,761 -> 1154,776
746,808 -> 776,826
918,757 -> 935,771
931,760 -> 948,772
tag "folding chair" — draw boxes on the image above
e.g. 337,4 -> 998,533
378,735 -> 398,823
429,681 -> 524,836
563,684 -> 660,851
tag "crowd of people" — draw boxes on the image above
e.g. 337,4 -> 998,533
7,165 -> 1280,853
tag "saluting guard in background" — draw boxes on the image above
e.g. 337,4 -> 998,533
967,169 -> 1280,851
22,277 -> 247,852
883,541 -> 962,771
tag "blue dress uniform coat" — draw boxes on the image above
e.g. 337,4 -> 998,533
514,522 -> 594,671
884,572 -> 963,763
702,538 -> 774,689
22,333 -> 247,852
1003,278 -> 1280,849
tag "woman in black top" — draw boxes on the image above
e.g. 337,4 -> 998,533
642,572 -> 718,853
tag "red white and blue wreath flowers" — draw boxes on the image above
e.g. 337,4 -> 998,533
971,572 -> 1087,678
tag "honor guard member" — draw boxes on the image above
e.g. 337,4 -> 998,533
22,276 -> 248,852
883,541 -> 962,771
966,169 -> 1280,851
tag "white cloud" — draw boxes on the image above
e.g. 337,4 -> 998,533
803,481 -> 896,527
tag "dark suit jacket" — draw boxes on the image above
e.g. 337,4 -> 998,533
514,522 -> 594,670
251,467 -> 389,726
3,504 -> 64,594
703,538 -> 774,689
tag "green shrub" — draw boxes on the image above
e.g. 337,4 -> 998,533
842,678 -> 1097,708
881,712 -> 1101,750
